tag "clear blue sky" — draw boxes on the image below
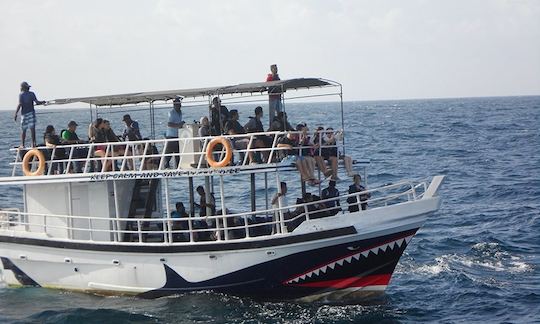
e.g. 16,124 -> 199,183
1,0 -> 539,109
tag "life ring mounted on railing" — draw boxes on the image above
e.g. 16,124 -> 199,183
22,149 -> 46,176
206,137 -> 233,168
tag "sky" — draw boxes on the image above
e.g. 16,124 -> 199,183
0,0 -> 539,109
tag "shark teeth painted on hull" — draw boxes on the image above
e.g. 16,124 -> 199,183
284,235 -> 414,285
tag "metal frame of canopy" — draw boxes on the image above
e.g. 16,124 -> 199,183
45,78 -> 345,153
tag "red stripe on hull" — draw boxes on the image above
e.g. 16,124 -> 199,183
291,274 -> 392,288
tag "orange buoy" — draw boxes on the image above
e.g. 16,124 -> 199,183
22,149 -> 46,176
206,137 -> 233,168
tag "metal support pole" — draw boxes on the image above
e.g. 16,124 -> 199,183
188,177 -> 195,217
112,181 -> 121,242
67,182 -> 73,240
164,178 -> 172,244
264,172 -> 269,218
250,173 -> 256,212
219,175 -> 228,240
275,170 -> 286,234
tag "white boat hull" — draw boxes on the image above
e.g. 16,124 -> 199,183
0,196 -> 440,300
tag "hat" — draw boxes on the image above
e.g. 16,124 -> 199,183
68,120 -> 78,127
173,97 -> 182,104
21,81 -> 31,89
122,114 -> 131,121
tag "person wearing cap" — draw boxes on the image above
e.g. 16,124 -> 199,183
62,121 -> 82,144
322,180 -> 341,216
14,81 -> 46,147
164,98 -> 185,168
61,121 -> 87,173
122,114 -> 142,141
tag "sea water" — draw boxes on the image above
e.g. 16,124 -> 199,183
0,96 -> 538,323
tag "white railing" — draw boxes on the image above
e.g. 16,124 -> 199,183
8,130 -> 346,178
0,180 -> 428,244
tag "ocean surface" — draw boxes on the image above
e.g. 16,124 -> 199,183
0,96 -> 539,323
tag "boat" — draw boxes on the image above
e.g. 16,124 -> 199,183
0,78 -> 444,301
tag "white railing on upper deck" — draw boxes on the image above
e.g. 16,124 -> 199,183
0,180 -> 428,244
8,130 -> 345,178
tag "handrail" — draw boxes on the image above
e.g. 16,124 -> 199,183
8,130 -> 351,178
0,179 -> 429,244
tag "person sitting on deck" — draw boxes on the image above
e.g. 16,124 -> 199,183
93,120 -> 128,171
224,109 -> 253,164
322,180 -> 341,216
88,118 -> 103,143
268,111 -> 294,132
198,116 -> 210,137
61,121 -> 87,173
122,114 -> 142,141
170,202 -> 189,242
209,97 -> 229,135
348,174 -> 371,212
244,106 -> 272,163
277,131 -> 320,186
325,127 -> 355,177
43,125 -> 66,174
309,126 -> 334,180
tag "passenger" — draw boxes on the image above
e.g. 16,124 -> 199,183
198,116 -> 210,137
142,137 -> 159,170
317,127 -> 339,180
268,111 -> 294,132
104,120 -> 130,169
194,185 -> 216,240
224,109 -> 252,164
322,180 -> 341,216
244,106 -> 272,163
266,64 -> 283,124
325,127 -> 354,177
297,124 -> 332,177
43,125 -> 65,174
310,126 -> 333,179
277,131 -> 320,185
88,118 -> 103,142
195,186 -> 216,217
14,81 -> 46,148
122,114 -> 142,141
209,97 -> 229,135
347,174 -> 371,212
61,121 -> 87,173
164,98 -> 185,169
170,202 -> 189,242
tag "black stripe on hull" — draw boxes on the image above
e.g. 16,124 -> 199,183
139,228 -> 418,300
0,257 -> 40,287
0,226 -> 356,253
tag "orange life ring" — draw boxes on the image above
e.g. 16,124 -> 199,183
22,149 -> 46,176
206,137 -> 233,168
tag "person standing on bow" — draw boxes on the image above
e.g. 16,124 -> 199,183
266,64 -> 283,125
164,98 -> 185,168
14,81 -> 46,147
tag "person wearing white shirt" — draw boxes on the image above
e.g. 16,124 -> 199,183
164,98 -> 185,168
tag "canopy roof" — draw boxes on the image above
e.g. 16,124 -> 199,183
48,78 -> 337,107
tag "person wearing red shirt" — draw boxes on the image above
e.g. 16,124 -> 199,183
266,64 -> 283,125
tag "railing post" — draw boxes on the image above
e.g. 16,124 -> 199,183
137,220 -> 142,243
219,175 -> 228,241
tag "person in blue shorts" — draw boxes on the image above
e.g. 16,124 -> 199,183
14,82 -> 46,147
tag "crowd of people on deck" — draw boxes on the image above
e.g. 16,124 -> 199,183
15,65 -> 371,242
